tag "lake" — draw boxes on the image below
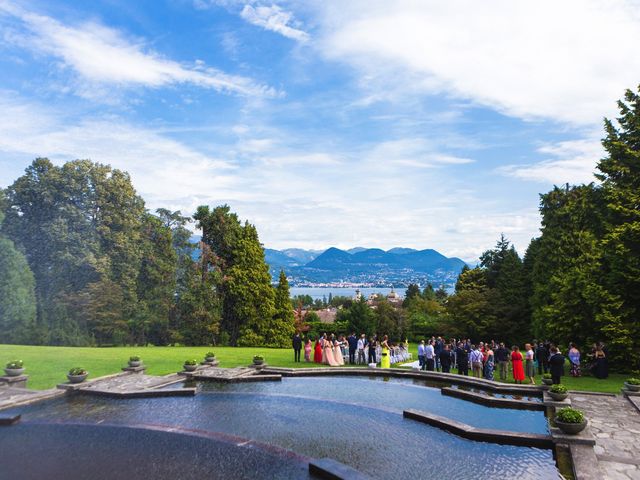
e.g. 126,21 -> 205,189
289,286 -> 397,300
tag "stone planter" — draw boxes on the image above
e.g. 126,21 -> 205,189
128,361 -> 142,368
548,391 -> 568,401
555,418 -> 587,435
542,378 -> 553,386
183,364 -> 198,372
205,357 -> 216,363
3,368 -> 25,377
67,373 -> 88,384
624,382 -> 640,392
253,359 -> 264,366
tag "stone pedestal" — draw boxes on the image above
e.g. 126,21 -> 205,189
248,363 -> 267,370
0,375 -> 28,389
200,360 -> 220,367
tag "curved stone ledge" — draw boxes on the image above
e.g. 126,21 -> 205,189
262,366 -> 544,397
75,387 -> 196,398
403,408 -> 554,449
441,387 -> 545,410
309,458 -> 371,480
0,413 -> 21,425
192,373 -> 282,383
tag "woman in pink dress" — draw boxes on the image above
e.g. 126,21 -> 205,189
333,334 -> 345,366
304,338 -> 312,362
511,345 -> 525,384
324,336 -> 338,366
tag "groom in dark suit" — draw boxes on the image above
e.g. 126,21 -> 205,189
292,333 -> 302,362
347,332 -> 358,364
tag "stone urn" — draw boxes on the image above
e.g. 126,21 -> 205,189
205,356 -> 216,363
555,418 -> 587,435
252,357 -> 264,366
183,364 -> 198,372
4,367 -> 25,377
128,360 -> 142,368
542,377 -> 553,386
67,372 -> 88,384
548,391 -> 569,401
624,382 -> 640,392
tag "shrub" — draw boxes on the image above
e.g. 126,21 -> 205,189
542,373 -> 552,379
550,384 -> 568,394
68,367 -> 87,376
6,360 -> 23,369
205,352 -> 215,358
184,359 -> 197,366
626,378 -> 640,385
253,355 -> 264,362
556,407 -> 584,424
129,355 -> 141,362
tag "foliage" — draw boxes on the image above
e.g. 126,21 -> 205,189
543,373 -> 552,379
253,354 -> 264,362
336,299 -> 376,335
129,355 -> 141,362
549,384 -> 568,394
183,359 -> 197,366
68,367 -> 87,376
556,407 -> 585,424
205,352 -> 215,358
6,360 -> 23,369
626,378 -> 640,385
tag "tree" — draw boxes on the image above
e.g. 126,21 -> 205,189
272,270 -> 296,343
0,192 -> 37,344
446,267 -> 497,340
403,284 -> 421,307
336,298 -> 376,334
227,224 -> 276,346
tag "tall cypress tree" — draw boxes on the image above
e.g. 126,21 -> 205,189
272,270 -> 296,345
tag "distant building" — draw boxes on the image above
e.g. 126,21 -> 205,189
294,307 -> 337,324
386,288 -> 402,304
353,289 -> 362,301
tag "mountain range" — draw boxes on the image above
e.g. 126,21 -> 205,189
264,246 -> 467,287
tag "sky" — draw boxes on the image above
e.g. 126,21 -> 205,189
1,0 -> 640,262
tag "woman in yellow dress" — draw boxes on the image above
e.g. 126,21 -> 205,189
380,335 -> 391,369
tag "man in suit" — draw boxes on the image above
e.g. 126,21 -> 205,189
455,342 -> 469,376
368,335 -> 378,364
439,344 -> 453,373
549,345 -> 565,384
347,332 -> 358,364
536,342 -> 548,375
495,342 -> 510,381
292,333 -> 302,362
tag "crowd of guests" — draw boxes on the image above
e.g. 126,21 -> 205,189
292,333 -> 611,383
292,332 -> 411,368
416,338 -> 610,384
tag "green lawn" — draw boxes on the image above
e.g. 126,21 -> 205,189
1,343 -> 631,394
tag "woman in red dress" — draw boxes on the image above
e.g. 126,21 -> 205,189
511,345 -> 525,384
313,337 -> 323,363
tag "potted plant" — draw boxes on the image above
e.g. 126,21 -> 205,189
4,360 -> 25,377
128,355 -> 142,367
542,373 -> 553,385
548,384 -> 569,401
624,378 -> 640,392
67,367 -> 88,384
204,352 -> 216,362
555,407 -> 587,434
253,355 -> 265,366
183,359 -> 198,372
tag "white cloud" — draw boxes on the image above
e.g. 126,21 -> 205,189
240,4 -> 309,42
312,0 -> 640,125
0,1 -> 275,97
367,139 -> 474,169
498,137 -> 603,184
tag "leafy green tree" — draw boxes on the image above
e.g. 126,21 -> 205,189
336,298 -> 376,334
0,192 -> 37,344
403,283 -> 421,307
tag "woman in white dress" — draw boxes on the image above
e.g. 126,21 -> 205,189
333,334 -> 345,366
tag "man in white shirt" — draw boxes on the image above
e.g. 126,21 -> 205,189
417,340 -> 426,370
357,334 -> 367,364
424,341 -> 435,371
470,346 -> 483,378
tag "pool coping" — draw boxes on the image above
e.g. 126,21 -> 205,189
403,408 -> 554,448
261,366 -> 545,396
441,386 -> 545,410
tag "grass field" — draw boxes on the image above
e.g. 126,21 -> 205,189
1,343 -> 630,393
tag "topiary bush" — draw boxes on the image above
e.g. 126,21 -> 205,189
129,355 -> 141,362
626,378 -> 640,385
556,407 -> 584,424
6,360 -> 23,369
550,384 -> 568,394
184,359 -> 197,366
68,367 -> 87,376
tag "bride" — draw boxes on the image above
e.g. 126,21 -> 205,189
333,334 -> 345,366
324,334 -> 339,366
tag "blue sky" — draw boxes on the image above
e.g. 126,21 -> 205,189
1,0 -> 640,261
